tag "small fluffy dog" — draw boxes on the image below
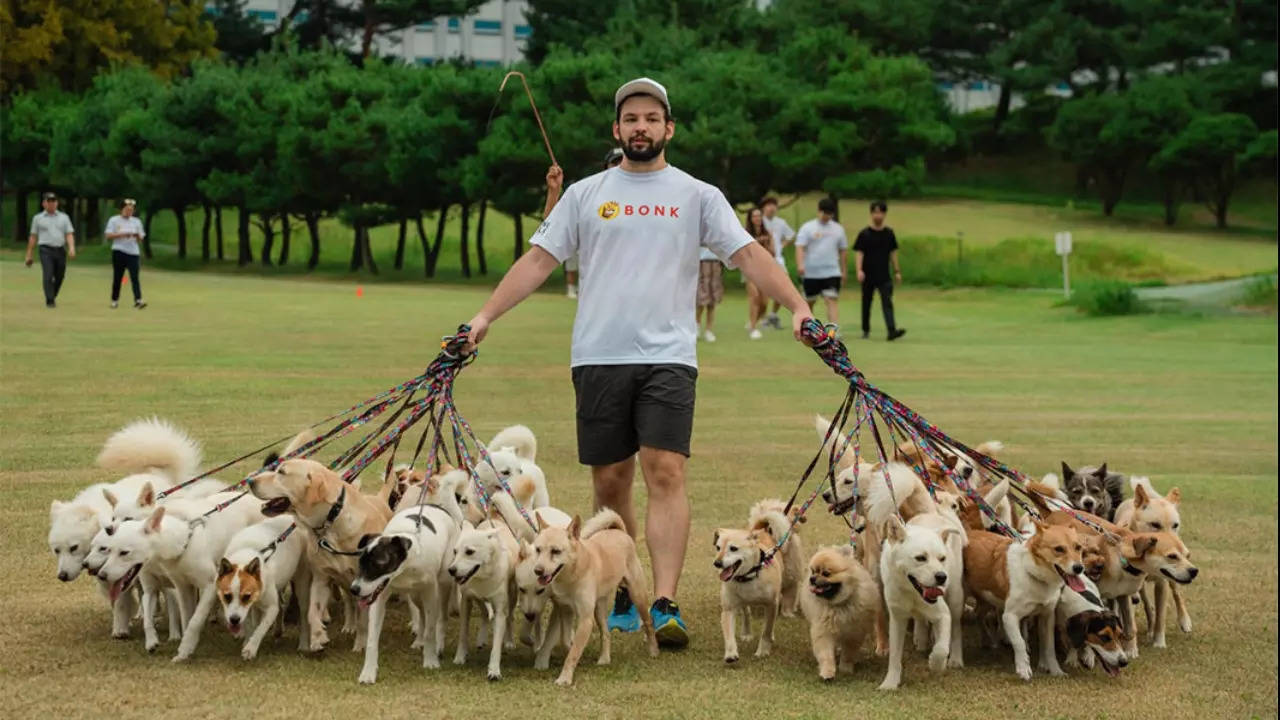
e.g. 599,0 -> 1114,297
878,515 -> 964,690
1060,462 -> 1126,520
448,520 -> 519,680
1114,476 -> 1189,646
217,515 -> 310,660
713,525 -> 781,664
529,510 -> 659,686
1055,576 -> 1129,676
799,545 -> 879,681
963,522 -> 1086,680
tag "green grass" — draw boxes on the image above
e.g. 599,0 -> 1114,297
2,261 -> 1277,718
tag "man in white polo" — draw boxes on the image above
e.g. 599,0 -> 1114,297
464,78 -> 811,648
25,192 -> 77,308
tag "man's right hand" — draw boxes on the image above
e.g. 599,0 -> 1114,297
856,270 -> 866,283
24,255 -> 33,267
463,314 -> 491,353
546,165 -> 563,194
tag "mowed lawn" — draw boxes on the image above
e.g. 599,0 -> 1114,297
1,261 -> 1276,719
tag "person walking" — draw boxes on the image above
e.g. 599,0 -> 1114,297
795,197 -> 847,329
743,206 -> 773,340
25,192 -> 77,308
760,197 -> 795,330
463,77 -> 812,648
105,198 -> 147,309
854,201 -> 906,341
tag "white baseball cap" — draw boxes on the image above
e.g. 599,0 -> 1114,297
614,77 -> 670,114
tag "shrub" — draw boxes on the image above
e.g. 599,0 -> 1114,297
1068,280 -> 1148,316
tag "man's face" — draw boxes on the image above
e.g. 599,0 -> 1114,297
870,209 -> 886,226
762,203 -> 777,218
818,210 -> 833,223
122,203 -> 135,218
614,95 -> 673,162
43,198 -> 58,213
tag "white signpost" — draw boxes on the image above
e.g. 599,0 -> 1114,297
1054,231 -> 1073,298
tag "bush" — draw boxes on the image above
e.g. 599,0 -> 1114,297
1068,280 -> 1148,316
1239,275 -> 1278,309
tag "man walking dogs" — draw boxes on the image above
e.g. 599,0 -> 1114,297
464,78 -> 812,648
25,192 -> 77,308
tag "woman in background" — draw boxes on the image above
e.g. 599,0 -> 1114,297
104,198 -> 146,309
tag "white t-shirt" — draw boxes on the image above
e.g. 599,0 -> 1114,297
763,215 -> 795,260
796,218 -> 848,279
531,165 -> 753,368
105,215 -> 145,256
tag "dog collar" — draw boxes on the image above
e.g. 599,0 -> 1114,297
733,550 -> 769,583
315,487 -> 363,556
1120,557 -> 1144,576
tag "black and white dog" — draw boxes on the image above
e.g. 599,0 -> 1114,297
1060,462 -> 1126,521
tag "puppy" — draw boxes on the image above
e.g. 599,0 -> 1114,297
713,525 -> 782,664
514,511 -> 575,667
878,515 -> 963,690
963,522 -> 1086,680
748,499 -> 805,616
1060,462 -> 1126,521
217,515 -> 310,660
530,509 -> 659,686
448,520 -> 519,680
800,545 -> 879,681
247,458 -> 393,652
352,490 -> 464,684
1114,476 -> 1189,644
1055,576 -> 1129,676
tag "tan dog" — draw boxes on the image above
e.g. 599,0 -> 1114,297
247,458 -> 392,651
799,545 -> 879,681
963,522 -> 1086,680
713,525 -> 781,664
529,509 -> 659,686
1114,477 -> 1189,646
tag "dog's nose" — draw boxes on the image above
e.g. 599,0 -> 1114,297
229,614 -> 241,625
1188,567 -> 1199,579
1081,499 -> 1094,510
57,571 -> 70,582
533,566 -> 544,577
524,612 -> 537,622
821,491 -> 832,502
713,560 -> 722,569
934,572 -> 947,585
1072,564 -> 1084,575
349,583 -> 361,596
448,567 -> 458,577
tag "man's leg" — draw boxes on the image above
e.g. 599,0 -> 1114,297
704,302 -> 716,334
879,282 -> 896,333
824,293 -> 839,326
592,456 -> 637,537
39,247 -> 58,305
127,254 -> 143,303
111,251 -> 126,303
51,247 -> 67,298
861,281 -> 875,335
638,446 -> 689,601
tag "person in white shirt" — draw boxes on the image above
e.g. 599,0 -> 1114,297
463,77 -> 812,647
760,197 -> 795,330
104,198 -> 147,309
25,192 -> 76,308
795,197 -> 849,327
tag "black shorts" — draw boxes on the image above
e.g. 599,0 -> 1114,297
803,276 -> 842,300
571,364 -> 697,466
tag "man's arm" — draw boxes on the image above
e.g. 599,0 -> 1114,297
839,248 -> 848,283
542,165 -> 563,218
24,233 -> 37,266
855,250 -> 865,283
733,242 -> 813,341
890,249 -> 901,283
66,230 -> 76,259
465,246 -> 561,348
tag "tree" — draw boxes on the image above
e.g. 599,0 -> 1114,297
2,88 -> 75,242
277,0 -> 487,59
1152,114 -> 1260,228
204,0 -> 271,64
0,0 -> 216,94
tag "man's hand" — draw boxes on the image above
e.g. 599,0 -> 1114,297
464,314 -> 491,353
894,270 -> 902,284
68,248 -> 76,260
857,270 -> 866,283
792,308 -> 815,344
546,165 -> 563,194
796,264 -> 805,278
24,254 -> 33,267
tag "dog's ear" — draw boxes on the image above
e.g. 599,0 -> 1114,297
938,526 -> 961,546
50,499 -> 66,516
1093,463 -> 1108,479
138,482 -> 155,508
244,557 -> 261,578
536,512 -> 549,532
518,539 -> 530,561
304,474 -> 331,508
102,489 -> 118,507
357,534 -> 377,551
1061,462 -> 1074,480
884,515 -> 907,543
426,476 -> 440,494
1133,483 -> 1149,508
1132,534 -> 1157,558
390,535 -> 413,557
218,558 -> 234,578
1166,487 -> 1181,505
568,515 -> 582,540
263,450 -> 280,468
144,506 -> 165,534
712,529 -> 721,548
943,454 -> 959,469
1065,614 -> 1088,649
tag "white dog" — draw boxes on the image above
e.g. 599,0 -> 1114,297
216,515 -> 310,660
448,520 -> 518,680
878,515 -> 963,690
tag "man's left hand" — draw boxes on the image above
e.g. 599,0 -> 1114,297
894,270 -> 902,284
68,248 -> 76,260
792,308 -> 815,344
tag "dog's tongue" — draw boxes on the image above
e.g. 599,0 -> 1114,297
537,574 -> 552,587
358,596 -> 372,610
108,578 -> 125,604
1065,574 -> 1086,593
719,566 -> 736,582
922,586 -> 944,602
1103,661 -> 1121,677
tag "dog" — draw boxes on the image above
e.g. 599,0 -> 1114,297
247,457 -> 393,652
216,515 -> 311,660
799,545 -> 880,681
472,448 -> 550,511
1055,575 -> 1129,676
963,521 -> 1086,680
713,525 -> 782,664
448,519 -> 519,680
488,424 -> 538,462
1113,476 -> 1189,645
514,511 -> 576,667
1059,462 -> 1126,520
529,509 -> 659,686
351,488 -> 465,684
878,514 -> 964,690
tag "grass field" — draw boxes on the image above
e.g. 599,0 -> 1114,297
2,260 -> 1276,719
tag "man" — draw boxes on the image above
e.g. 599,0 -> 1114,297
464,78 -> 811,648
25,192 -> 77,308
760,197 -> 795,330
854,201 -> 907,341
548,148 -> 624,300
795,197 -> 847,327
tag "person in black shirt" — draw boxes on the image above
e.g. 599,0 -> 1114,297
853,201 -> 907,341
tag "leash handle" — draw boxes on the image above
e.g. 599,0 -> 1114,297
496,71 -> 557,167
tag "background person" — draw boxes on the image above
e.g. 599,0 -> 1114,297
760,197 -> 795,330
795,197 -> 848,329
25,192 -> 76,308
743,206 -> 773,340
104,198 -> 147,309
854,200 -> 906,341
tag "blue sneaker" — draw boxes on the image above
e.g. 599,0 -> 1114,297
650,597 -> 688,648
607,587 -> 641,633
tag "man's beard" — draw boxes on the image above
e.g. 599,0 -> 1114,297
622,133 -> 666,162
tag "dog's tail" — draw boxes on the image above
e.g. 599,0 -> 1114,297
864,463 -> 932,527
973,440 -> 1004,457
95,417 -> 202,484
814,414 -> 854,471
487,425 -> 537,462
1024,480 -> 1066,518
281,429 -> 316,457
581,508 -> 625,539
748,499 -> 793,546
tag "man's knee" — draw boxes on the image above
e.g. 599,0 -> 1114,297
640,449 -> 686,497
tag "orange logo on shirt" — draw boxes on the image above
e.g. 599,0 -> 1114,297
598,201 -> 620,220
597,201 -> 680,220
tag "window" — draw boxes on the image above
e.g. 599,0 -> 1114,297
938,81 -> 955,90
447,17 -> 460,32
475,59 -> 501,68
247,9 -> 277,22
514,24 -> 532,39
416,57 -> 434,66
474,19 -> 501,35
418,21 -> 435,31
966,80 -> 986,91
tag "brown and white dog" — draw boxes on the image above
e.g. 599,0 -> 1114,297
712,498 -> 802,665
799,545 -> 880,681
1113,476 -> 1189,647
247,457 -> 393,652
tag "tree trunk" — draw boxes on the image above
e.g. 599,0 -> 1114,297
992,80 -> 1013,134
1099,168 -> 1126,217
278,213 -> 291,266
305,212 -> 321,269
237,205 -> 252,265
426,204 -> 448,277
513,213 -> 524,261
215,206 -> 225,260
415,215 -> 430,278
142,211 -> 154,258
361,225 -> 378,274
86,197 -> 101,243
394,217 -> 407,269
476,199 -> 488,275
1160,180 -> 1179,226
175,206 -> 188,259
15,191 -> 28,244
349,222 -> 364,271
201,204 -> 212,261
1213,192 -> 1230,229
259,212 -> 275,265
459,202 -> 472,278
